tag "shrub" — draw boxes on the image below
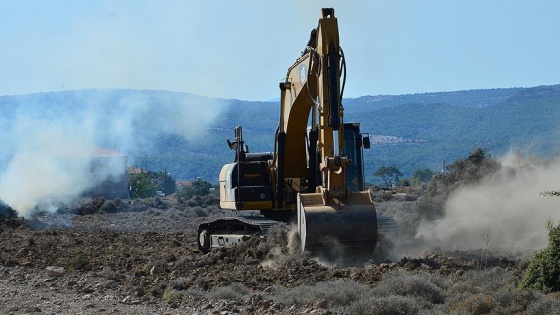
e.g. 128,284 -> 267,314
372,270 -> 448,305
169,277 -> 189,291
70,197 -> 116,215
185,287 -> 207,299
347,295 -> 422,315
526,294 -> 560,315
190,206 -> 209,217
370,295 -> 420,315
152,196 -> 169,209
273,279 -> 367,308
208,283 -> 250,301
68,253 -> 90,271
416,148 -> 500,221
176,179 -> 215,202
444,268 -> 549,314
372,190 -> 394,202
0,200 -> 17,219
161,277 -> 192,302
493,286 -> 539,314
520,220 -> 560,291
349,295 -> 422,315
458,268 -> 514,293
449,294 -> 496,314
99,199 -> 127,213
162,288 -> 184,302
310,280 -> 369,307
128,172 -> 157,198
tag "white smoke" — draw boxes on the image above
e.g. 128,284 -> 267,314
0,90 -> 226,218
416,151 -> 560,254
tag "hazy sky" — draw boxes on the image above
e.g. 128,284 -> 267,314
1,1 -> 558,101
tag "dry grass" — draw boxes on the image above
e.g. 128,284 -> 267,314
208,283 -> 250,301
238,267 -> 560,314
272,279 -> 367,308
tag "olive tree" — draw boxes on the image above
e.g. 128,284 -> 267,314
374,165 -> 403,188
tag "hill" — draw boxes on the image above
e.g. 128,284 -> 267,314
1,85 -> 559,183
347,84 -> 560,177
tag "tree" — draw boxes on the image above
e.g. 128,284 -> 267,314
159,171 -> 176,195
176,178 -> 215,201
521,189 -> 560,291
129,172 -> 157,198
400,178 -> 411,187
374,165 -> 403,188
467,147 -> 486,165
416,148 -> 500,220
411,168 -> 434,185
128,168 -> 176,199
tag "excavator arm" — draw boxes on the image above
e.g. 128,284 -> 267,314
277,8 -> 377,260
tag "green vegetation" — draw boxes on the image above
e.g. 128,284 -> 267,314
162,288 -> 185,302
2,85 -> 559,184
176,178 -> 216,202
129,169 -> 176,198
374,165 -> 403,188
411,168 -> 434,186
129,173 -> 155,198
416,148 -> 500,220
157,177 -> 220,209
520,220 -> 560,292
264,268 -> 558,314
68,253 -> 90,271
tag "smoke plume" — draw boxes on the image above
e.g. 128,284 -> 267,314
0,90 -> 226,218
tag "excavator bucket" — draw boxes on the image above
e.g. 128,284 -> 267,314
297,191 -> 377,264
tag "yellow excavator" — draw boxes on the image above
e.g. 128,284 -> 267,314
198,8 -> 377,261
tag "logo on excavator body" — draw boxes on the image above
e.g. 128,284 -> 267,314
299,64 -> 308,85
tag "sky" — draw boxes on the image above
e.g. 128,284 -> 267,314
1,0 -> 559,101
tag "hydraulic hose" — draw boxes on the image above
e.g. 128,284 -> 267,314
327,45 -> 340,130
339,46 -> 346,100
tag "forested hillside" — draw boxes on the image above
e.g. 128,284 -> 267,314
1,84 -> 559,184
349,84 -> 560,177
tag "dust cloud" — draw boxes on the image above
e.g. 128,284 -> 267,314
416,151 -> 560,254
260,224 -> 302,268
259,224 -> 373,267
0,90 -> 226,218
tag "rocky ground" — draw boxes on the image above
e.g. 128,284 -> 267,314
0,196 -> 558,315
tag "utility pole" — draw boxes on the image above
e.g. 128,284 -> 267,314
164,168 -> 167,196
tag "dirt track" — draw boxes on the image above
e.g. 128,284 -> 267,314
0,198 -> 555,314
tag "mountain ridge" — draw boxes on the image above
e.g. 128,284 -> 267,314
1,84 -> 559,183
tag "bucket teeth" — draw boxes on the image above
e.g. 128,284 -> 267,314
297,191 -> 377,263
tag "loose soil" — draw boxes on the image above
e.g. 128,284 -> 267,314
0,197 -> 523,315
